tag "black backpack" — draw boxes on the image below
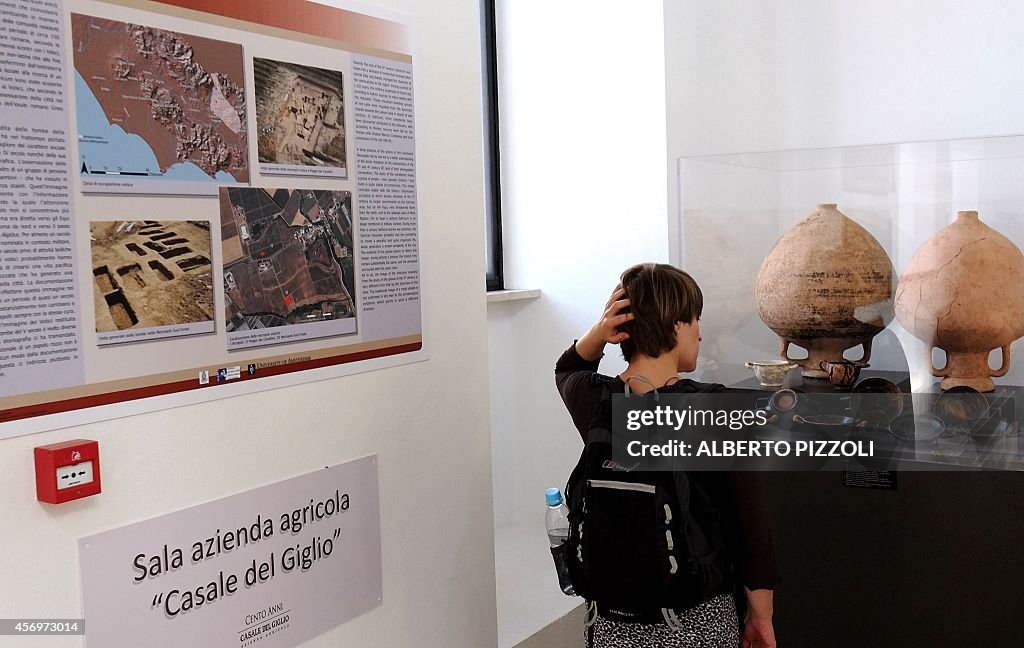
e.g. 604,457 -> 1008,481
563,382 -> 732,613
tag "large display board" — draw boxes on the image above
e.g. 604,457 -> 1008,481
0,0 -> 423,435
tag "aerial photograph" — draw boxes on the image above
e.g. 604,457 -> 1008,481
90,221 -> 215,335
254,57 -> 347,172
220,188 -> 356,333
72,14 -> 249,184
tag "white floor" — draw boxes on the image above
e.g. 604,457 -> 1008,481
494,520 -> 582,648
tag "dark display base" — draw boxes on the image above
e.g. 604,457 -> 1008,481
729,371 -> 1023,471
731,369 -> 913,393
765,470 -> 1024,647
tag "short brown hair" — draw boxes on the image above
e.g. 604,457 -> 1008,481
618,263 -> 703,362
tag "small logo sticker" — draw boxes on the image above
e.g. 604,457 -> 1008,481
218,367 -> 242,382
602,459 -> 638,472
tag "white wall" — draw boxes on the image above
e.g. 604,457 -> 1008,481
0,0 -> 497,646
666,0 -> 1024,256
488,6 -> 668,642
489,0 -> 668,529
666,0 -> 1024,157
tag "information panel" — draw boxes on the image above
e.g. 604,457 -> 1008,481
79,456 -> 382,648
0,0 -> 422,433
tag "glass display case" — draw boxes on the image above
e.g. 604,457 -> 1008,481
677,135 -> 1024,469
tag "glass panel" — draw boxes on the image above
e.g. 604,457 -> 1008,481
678,135 -> 1024,394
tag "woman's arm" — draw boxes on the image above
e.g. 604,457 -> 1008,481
724,472 -> 779,647
724,473 -> 780,589
554,286 -> 634,440
742,587 -> 776,648
575,286 -> 633,360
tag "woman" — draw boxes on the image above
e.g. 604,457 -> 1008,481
555,262 -> 779,648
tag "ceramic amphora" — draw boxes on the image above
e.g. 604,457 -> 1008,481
895,211 -> 1024,392
756,204 -> 895,378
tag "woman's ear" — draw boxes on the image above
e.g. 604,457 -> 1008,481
672,321 -> 685,347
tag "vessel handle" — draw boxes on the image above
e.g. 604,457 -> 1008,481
780,338 -> 807,369
928,347 -> 950,377
852,339 -> 873,364
990,345 -> 1012,378
780,338 -> 793,360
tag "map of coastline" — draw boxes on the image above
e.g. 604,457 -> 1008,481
71,14 -> 249,184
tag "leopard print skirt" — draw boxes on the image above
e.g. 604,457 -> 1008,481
583,594 -> 740,648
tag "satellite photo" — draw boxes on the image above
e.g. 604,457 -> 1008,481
220,188 -> 356,334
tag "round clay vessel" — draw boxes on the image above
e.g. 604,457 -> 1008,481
756,204 -> 895,378
895,211 -> 1024,392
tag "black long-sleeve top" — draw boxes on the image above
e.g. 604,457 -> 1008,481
555,342 -> 781,591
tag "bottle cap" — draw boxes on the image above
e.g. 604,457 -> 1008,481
545,487 -> 562,507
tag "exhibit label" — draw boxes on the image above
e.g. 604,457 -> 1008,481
79,456 -> 382,647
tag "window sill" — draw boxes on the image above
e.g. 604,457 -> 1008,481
486,288 -> 541,304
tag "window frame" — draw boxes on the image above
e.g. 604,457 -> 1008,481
481,0 -> 504,291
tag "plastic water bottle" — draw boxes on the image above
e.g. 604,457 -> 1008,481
545,487 -> 575,595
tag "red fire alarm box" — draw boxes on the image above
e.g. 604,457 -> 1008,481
34,439 -> 101,504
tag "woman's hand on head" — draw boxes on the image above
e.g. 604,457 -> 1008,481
598,285 -> 634,344
575,285 -> 635,361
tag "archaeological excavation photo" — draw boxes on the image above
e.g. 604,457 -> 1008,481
254,57 -> 347,174
90,220 -> 215,342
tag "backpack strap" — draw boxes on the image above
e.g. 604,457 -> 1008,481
584,381 -> 615,445
669,470 -> 691,529
623,374 -> 660,400
565,381 -> 613,511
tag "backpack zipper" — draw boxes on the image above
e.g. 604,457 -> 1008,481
587,480 -> 656,494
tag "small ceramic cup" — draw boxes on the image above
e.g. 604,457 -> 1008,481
818,360 -> 868,390
745,360 -> 798,387
768,388 -> 799,413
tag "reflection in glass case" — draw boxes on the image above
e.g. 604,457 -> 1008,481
677,136 -> 1024,468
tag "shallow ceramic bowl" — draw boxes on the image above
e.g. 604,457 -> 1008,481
934,386 -> 989,427
768,388 -> 799,413
967,415 -> 1015,441
888,413 -> 945,443
851,378 -> 904,424
792,414 -> 865,428
745,360 -> 799,387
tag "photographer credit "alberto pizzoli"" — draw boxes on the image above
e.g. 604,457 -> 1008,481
625,438 -> 876,459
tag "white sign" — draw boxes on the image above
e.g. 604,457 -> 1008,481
80,456 -> 382,647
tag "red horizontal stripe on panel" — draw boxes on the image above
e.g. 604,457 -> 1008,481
151,0 -> 411,55
0,343 -> 421,424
